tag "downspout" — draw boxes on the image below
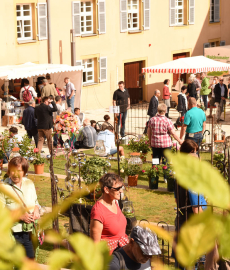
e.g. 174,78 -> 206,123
47,0 -> 52,63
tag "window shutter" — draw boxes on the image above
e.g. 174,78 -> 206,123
143,0 -> 150,30
220,40 -> 226,46
72,1 -> 81,36
98,0 -> 106,34
214,0 -> 220,22
100,57 -> 107,82
203,43 -> 210,55
37,3 -> 48,40
120,0 -> 128,32
76,60 -> 82,66
169,0 -> 176,26
189,0 -> 195,25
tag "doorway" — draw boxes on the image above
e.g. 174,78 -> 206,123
173,53 -> 187,86
124,61 -> 143,103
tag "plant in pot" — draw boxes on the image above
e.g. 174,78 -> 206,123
163,164 -> 176,192
142,165 -> 161,190
18,134 -> 35,158
31,148 -> 46,174
121,160 -> 140,187
127,135 -> 150,162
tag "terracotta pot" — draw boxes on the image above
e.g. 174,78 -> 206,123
128,175 -> 138,187
0,159 -> 3,170
34,164 -> 44,174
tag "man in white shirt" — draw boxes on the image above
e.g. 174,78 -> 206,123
97,126 -> 124,157
20,79 -> 37,101
64,77 -> 75,113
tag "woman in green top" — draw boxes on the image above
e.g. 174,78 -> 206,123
0,156 -> 40,258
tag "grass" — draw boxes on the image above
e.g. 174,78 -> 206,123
28,148 -> 211,265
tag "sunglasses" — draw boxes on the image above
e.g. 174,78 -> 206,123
106,185 -> 124,191
220,80 -> 223,81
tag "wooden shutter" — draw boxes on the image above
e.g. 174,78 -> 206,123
72,1 -> 81,36
203,43 -> 210,55
189,0 -> 195,25
169,0 -> 176,26
120,0 -> 128,32
214,0 -> 220,22
98,0 -> 106,34
143,0 -> 150,30
37,3 -> 48,40
220,40 -> 226,46
100,57 -> 107,82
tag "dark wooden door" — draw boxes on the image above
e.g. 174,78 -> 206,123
173,53 -> 187,86
124,61 -> 143,104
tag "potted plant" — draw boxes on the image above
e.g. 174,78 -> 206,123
142,165 -> 160,189
128,136 -> 150,162
121,159 -> 140,187
32,148 -> 46,174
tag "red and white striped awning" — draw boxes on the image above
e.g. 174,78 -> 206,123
142,56 -> 230,74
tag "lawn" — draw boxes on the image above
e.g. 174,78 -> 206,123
28,148 -> 211,265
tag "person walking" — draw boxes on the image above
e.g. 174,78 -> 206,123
147,90 -> 160,118
163,79 -> 171,118
22,100 -> 38,147
187,77 -> 197,99
214,77 -> 228,122
207,76 -> 218,118
177,86 -> 187,117
19,79 -> 37,102
200,72 -> 210,111
180,98 -> 206,146
113,81 -> 130,138
64,77 -> 76,113
35,96 -> 57,153
41,79 -> 58,98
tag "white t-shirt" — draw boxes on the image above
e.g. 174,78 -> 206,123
20,86 -> 37,101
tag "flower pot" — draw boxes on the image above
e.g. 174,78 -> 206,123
0,159 -> 3,170
34,164 -> 44,174
128,175 -> 138,187
149,176 -> 159,189
140,152 -> 147,162
167,177 -> 175,192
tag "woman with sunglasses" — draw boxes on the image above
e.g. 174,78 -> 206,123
90,173 -> 128,254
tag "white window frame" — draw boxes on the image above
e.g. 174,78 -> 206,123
80,1 -> 93,35
175,0 -> 184,26
128,0 -> 139,30
82,59 -> 94,84
16,4 -> 33,40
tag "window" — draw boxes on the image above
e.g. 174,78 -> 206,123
16,4 -> 33,40
175,0 -> 183,25
83,59 -> 94,84
80,2 -> 93,34
128,0 -> 139,30
120,0 -> 150,32
210,0 -> 220,22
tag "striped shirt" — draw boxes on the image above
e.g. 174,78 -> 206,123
79,125 -> 97,148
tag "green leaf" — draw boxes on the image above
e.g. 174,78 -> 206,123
176,209 -> 223,267
218,214 -> 230,258
45,229 -> 64,245
47,250 -> 74,270
96,241 -> 111,270
165,151 -> 230,209
145,224 -> 173,244
68,233 -> 103,270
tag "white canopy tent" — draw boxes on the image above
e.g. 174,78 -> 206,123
142,55 -> 230,74
0,62 -> 84,108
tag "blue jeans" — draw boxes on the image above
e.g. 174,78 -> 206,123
13,232 -> 34,259
67,96 -> 75,113
185,133 -> 203,147
118,111 -> 127,137
201,95 -> 208,110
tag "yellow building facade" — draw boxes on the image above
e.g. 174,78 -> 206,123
0,0 -> 230,110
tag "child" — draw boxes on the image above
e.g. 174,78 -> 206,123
101,114 -> 111,131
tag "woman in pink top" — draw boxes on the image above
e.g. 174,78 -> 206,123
90,173 -> 128,254
163,79 -> 171,118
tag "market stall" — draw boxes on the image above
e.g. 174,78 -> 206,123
0,62 -> 83,126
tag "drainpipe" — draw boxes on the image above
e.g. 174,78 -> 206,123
70,29 -> 76,66
47,0 -> 52,63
